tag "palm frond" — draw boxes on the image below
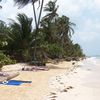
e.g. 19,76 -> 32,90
7,13 -> 33,50
14,0 -> 38,8
0,5 -> 2,9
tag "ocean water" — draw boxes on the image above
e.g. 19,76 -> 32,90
81,57 -> 100,88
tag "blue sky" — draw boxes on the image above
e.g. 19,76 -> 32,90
0,0 -> 100,56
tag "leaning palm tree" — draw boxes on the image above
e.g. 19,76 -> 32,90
55,15 -> 76,57
14,0 -> 44,60
56,15 -> 76,44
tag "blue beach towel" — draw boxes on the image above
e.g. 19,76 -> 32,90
0,80 -> 32,86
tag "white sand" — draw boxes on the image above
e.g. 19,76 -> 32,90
1,58 -> 100,100
46,58 -> 100,100
0,61 -> 72,100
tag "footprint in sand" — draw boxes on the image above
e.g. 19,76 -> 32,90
50,92 -> 56,95
48,92 -> 57,99
66,86 -> 73,89
61,86 -> 74,92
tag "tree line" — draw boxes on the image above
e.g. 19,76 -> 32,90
0,0 -> 85,64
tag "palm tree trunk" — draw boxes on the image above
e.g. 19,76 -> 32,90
32,2 -> 38,28
32,0 -> 38,60
32,0 -> 44,61
37,0 -> 44,26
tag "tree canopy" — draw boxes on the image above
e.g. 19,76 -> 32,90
0,0 -> 85,63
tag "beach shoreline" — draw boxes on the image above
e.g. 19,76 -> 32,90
46,57 -> 100,100
0,58 -> 100,100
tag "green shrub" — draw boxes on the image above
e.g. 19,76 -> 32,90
46,44 -> 64,59
0,52 -> 16,67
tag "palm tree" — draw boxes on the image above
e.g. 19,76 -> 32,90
43,0 -> 59,22
0,20 -> 6,33
54,15 -> 76,58
40,0 -> 59,43
0,21 -> 7,48
56,15 -> 75,46
0,20 -> 9,40
6,13 -> 33,61
14,0 -> 44,60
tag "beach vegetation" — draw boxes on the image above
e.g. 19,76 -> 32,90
0,51 -> 16,68
14,0 -> 44,61
0,0 -> 85,65
6,13 -> 33,62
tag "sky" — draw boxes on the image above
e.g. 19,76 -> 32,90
0,0 -> 100,56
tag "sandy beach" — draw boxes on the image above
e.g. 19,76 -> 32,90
0,58 -> 100,100
46,57 -> 100,100
0,61 -> 72,100
0,0 -> 99,100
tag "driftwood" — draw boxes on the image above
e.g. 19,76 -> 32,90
22,66 -> 49,71
0,71 -> 20,82
65,57 -> 80,61
0,77 -> 7,82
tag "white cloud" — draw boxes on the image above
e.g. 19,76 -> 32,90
76,32 -> 99,42
57,0 -> 82,17
80,18 -> 100,33
93,0 -> 100,9
73,18 -> 100,43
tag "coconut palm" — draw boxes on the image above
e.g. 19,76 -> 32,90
43,0 -> 59,22
14,0 -> 44,27
6,13 -> 33,61
0,21 -> 6,48
56,15 -> 76,46
40,0 -> 59,43
14,0 -> 44,60
0,21 -> 9,47
0,20 -> 6,34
